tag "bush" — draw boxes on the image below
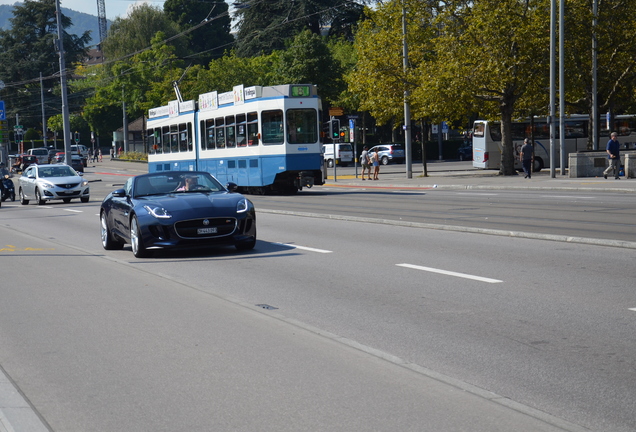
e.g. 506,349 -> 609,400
119,151 -> 148,162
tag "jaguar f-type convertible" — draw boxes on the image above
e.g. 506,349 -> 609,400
100,171 -> 256,258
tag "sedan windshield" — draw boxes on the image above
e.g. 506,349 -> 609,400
38,166 -> 76,177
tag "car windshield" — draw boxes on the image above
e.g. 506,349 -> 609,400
38,166 -> 76,177
133,172 -> 224,197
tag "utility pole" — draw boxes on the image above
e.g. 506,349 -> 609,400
55,0 -> 72,166
402,2 -> 412,178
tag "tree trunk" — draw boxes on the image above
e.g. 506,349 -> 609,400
499,96 -> 517,175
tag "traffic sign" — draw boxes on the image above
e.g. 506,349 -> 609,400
0,100 -> 4,120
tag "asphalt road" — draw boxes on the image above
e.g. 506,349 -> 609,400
0,160 -> 634,431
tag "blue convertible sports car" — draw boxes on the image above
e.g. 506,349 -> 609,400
100,171 -> 256,258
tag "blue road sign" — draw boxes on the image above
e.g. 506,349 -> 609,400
0,101 -> 5,121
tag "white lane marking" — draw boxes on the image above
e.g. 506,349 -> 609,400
540,195 -> 595,199
397,263 -> 503,283
64,209 -> 82,213
275,243 -> 332,254
629,308 -> 636,312
455,192 -> 499,196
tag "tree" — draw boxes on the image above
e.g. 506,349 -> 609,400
101,4 -> 186,62
79,33 -> 186,139
163,0 -> 234,65
415,0 -> 551,175
0,0 -> 90,123
346,1 -> 434,129
276,30 -> 344,106
233,0 -> 371,57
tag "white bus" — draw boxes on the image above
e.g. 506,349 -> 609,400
472,115 -> 636,171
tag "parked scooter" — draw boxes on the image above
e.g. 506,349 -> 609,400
1,174 -> 15,202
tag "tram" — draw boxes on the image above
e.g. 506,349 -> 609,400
147,84 -> 325,193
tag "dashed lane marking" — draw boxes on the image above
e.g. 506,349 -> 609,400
397,263 -> 503,283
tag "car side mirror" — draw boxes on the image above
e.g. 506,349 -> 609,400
111,188 -> 126,197
226,182 -> 238,193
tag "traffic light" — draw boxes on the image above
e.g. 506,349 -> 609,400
74,131 -> 80,143
330,119 -> 340,140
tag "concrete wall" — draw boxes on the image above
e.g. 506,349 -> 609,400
569,151 -> 636,178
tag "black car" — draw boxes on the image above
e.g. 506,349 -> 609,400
100,171 -> 257,258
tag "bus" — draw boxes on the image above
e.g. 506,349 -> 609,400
472,114 -> 636,171
147,84 -> 324,194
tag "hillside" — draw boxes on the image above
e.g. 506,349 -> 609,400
0,3 -> 111,47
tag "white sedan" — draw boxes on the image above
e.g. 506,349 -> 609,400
19,164 -> 90,205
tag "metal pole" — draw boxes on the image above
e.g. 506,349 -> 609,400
591,0 -> 598,150
55,0 -> 72,166
549,0 -> 556,178
403,2 -> 412,178
123,86 -> 128,154
40,72 -> 47,148
559,0 -> 565,174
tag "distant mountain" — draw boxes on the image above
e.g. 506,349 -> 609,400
0,3 -> 112,47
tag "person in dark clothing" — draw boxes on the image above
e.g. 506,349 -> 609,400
520,138 -> 534,179
603,132 -> 621,179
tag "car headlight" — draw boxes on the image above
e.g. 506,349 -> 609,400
143,205 -> 172,219
237,198 -> 249,213
81,179 -> 89,187
39,181 -> 55,189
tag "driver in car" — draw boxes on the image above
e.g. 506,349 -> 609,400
176,176 -> 199,191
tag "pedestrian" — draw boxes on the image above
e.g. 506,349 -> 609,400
98,148 -> 102,162
372,148 -> 380,180
520,138 -> 534,179
360,146 -> 371,180
603,132 -> 621,179
110,148 -> 114,160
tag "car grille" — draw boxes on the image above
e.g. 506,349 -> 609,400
56,182 -> 81,189
175,217 -> 237,239
56,191 -> 81,196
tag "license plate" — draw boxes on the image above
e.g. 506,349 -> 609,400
197,227 -> 217,235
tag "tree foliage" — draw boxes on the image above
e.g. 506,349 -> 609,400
233,0 -> 369,57
163,0 -> 234,65
0,0 -> 90,121
347,0 -> 434,128
415,0 -> 551,175
101,4 -> 186,62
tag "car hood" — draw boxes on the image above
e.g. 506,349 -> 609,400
33,175 -> 81,184
138,192 -> 248,215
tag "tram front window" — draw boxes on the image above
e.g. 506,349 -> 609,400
287,109 -> 318,144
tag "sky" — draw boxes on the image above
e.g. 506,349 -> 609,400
0,0 -> 167,21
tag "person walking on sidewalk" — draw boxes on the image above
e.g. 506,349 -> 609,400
603,132 -> 621,179
360,146 -> 371,180
520,138 -> 534,179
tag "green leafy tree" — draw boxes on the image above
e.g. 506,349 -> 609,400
347,1 -> 434,129
233,0 -> 370,57
163,0 -> 234,65
275,30 -> 344,106
416,0 -> 551,175
0,0 -> 90,122
79,33 -> 186,139
101,4 -> 186,62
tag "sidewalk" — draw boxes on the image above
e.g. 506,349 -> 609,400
324,162 -> 636,193
94,158 -> 636,193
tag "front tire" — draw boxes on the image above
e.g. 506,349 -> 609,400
130,216 -> 150,258
236,236 -> 256,251
19,188 -> 29,205
533,157 -> 544,172
35,189 -> 45,205
81,196 -> 89,203
381,156 -> 389,165
327,159 -> 334,168
101,212 -> 124,250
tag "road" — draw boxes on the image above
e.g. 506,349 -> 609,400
0,161 -> 634,431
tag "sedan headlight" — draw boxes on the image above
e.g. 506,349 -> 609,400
237,198 -> 249,213
81,179 -> 89,187
39,181 -> 55,189
143,205 -> 172,219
